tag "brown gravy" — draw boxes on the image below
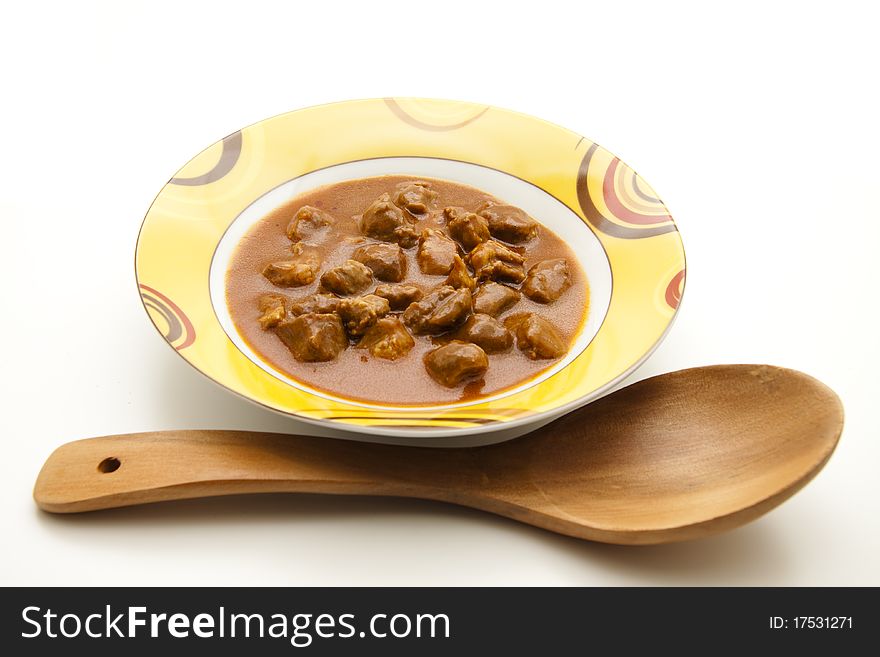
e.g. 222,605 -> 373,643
225,175 -> 588,405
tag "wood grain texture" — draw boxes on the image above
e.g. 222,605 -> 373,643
33,365 -> 843,545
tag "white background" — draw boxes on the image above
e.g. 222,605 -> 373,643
1,0 -> 878,586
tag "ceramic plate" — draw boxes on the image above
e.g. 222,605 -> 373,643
136,98 -> 685,440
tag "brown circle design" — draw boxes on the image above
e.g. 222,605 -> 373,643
576,143 -> 677,239
383,98 -> 490,132
665,269 -> 686,309
139,284 -> 196,350
170,130 -> 242,186
632,174 -> 661,203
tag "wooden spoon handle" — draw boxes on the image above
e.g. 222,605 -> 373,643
33,430 -> 467,513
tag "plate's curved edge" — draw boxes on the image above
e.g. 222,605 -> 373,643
134,97 -> 687,441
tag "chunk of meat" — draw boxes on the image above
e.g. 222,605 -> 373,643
454,313 -> 513,353
359,193 -> 419,247
287,293 -> 341,316
466,240 -> 526,283
392,181 -> 438,217
257,293 -> 287,330
286,205 -> 335,243
472,282 -> 520,316
351,243 -> 406,282
504,313 -> 566,359
374,284 -> 424,310
320,259 -> 373,296
274,313 -> 347,362
423,287 -> 472,332
477,201 -> 538,243
337,294 -> 391,336
424,341 -> 489,387
444,206 -> 490,251
261,244 -> 321,287
357,317 -> 415,360
417,228 -> 459,275
403,286 -> 472,335
522,259 -> 572,303
444,255 -> 475,291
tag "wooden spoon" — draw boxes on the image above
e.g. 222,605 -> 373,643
33,365 -> 843,544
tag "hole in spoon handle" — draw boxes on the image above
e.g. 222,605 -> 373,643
97,457 -> 121,473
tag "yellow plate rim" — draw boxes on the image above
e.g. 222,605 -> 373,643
134,97 -> 686,438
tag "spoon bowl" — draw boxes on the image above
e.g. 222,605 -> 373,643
33,365 -> 843,544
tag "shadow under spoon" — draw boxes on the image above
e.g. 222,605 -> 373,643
33,365 -> 843,545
